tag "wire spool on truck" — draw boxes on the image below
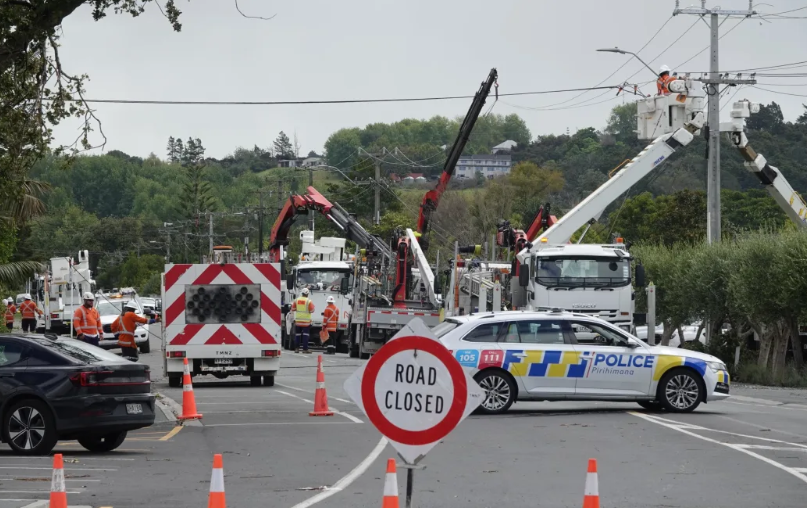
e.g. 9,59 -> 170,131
162,247 -> 283,387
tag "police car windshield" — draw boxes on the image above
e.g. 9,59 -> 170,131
536,257 -> 630,288
297,270 -> 350,289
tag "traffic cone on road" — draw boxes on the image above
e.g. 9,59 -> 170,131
208,454 -> 226,508
382,458 -> 399,508
49,453 -> 67,508
178,358 -> 203,421
583,458 -> 600,508
309,354 -> 334,416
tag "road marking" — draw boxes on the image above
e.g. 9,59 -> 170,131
160,426 -> 184,441
734,445 -> 807,452
276,382 -> 356,405
276,390 -> 362,423
0,467 -> 116,471
205,421 -> 356,427
644,413 -> 807,448
721,400 -> 807,412
630,411 -> 807,484
290,436 -> 389,508
0,457 -> 134,461
0,491 -> 82,494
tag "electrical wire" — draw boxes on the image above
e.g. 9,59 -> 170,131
750,85 -> 807,97
672,17 -> 747,70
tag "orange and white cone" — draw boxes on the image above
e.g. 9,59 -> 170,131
381,458 -> 399,508
583,458 -> 600,508
178,358 -> 203,421
309,354 -> 334,416
208,454 -> 226,508
49,453 -> 67,508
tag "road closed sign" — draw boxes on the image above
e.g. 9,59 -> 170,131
344,318 -> 484,464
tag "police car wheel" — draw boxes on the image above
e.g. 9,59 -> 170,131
659,369 -> 703,413
474,370 -> 515,415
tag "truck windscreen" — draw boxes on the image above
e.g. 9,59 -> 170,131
535,257 -> 630,288
296,270 -> 352,291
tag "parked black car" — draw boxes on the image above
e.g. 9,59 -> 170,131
0,334 -> 155,455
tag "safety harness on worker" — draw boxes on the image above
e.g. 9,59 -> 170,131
4,303 -> 15,324
75,306 -> 101,336
116,312 -> 136,348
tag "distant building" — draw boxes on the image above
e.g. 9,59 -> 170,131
455,154 -> 512,179
301,156 -> 324,168
492,140 -> 518,154
278,159 -> 299,168
404,173 -> 427,183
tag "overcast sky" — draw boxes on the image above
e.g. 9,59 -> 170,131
53,0 -> 807,159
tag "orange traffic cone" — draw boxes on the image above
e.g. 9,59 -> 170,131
382,458 -> 399,508
178,358 -> 203,421
208,454 -> 226,508
49,453 -> 67,508
583,458 -> 600,508
309,354 -> 334,416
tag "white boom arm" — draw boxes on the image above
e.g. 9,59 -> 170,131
516,112 -> 705,263
406,228 -> 438,307
723,100 -> 807,227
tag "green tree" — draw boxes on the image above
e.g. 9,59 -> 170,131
273,131 -> 294,160
798,104 -> 807,125
324,128 -> 362,169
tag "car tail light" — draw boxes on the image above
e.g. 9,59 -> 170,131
51,313 -> 60,318
70,370 -> 149,387
261,350 -> 280,357
167,351 -> 186,358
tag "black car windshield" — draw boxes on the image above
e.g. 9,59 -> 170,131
30,338 -> 106,364
536,257 -> 631,288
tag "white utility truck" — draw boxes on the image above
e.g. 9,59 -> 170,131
163,246 -> 282,387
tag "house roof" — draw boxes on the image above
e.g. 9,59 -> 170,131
408,173 -> 425,179
457,154 -> 512,161
493,140 -> 518,151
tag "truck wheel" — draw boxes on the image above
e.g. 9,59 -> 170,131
250,375 -> 262,387
281,327 -> 290,350
168,375 -> 182,388
263,375 -> 275,387
139,340 -> 151,354
360,352 -> 370,360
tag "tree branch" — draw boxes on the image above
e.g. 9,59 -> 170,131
234,0 -> 276,20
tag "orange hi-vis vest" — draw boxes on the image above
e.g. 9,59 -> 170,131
293,297 -> 314,327
73,305 -> 103,337
20,300 -> 42,319
4,304 -> 16,324
657,74 -> 675,95
322,304 -> 338,332
112,311 -> 148,348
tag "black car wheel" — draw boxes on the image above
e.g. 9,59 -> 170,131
658,369 -> 703,413
139,339 -> 151,354
3,399 -> 58,456
637,400 -> 665,412
473,370 -> 516,415
77,431 -> 127,453
263,375 -> 275,386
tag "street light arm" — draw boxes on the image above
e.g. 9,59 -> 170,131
597,47 -> 658,78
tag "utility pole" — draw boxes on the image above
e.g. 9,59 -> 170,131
374,159 -> 381,225
308,167 -> 315,232
163,222 -> 173,263
673,0 -> 758,244
209,213 -> 214,259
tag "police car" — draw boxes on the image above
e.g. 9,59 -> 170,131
435,310 -> 730,414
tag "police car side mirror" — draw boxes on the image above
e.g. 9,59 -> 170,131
625,340 -> 640,349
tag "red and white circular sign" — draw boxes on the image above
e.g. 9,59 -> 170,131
344,319 -> 483,464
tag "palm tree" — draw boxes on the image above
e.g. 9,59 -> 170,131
0,178 -> 49,285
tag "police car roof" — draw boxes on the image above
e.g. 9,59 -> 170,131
446,309 -> 606,324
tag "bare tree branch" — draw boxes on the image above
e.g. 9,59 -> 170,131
234,0 -> 276,20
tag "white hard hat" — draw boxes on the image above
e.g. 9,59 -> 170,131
24,294 -> 32,300
327,296 -> 335,303
301,288 -> 310,296
83,292 -> 95,300
124,301 -> 138,310
659,64 -> 671,74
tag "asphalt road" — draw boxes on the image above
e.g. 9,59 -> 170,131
1,322 -> 806,507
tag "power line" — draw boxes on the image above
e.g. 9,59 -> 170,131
751,85 -> 807,98
50,85 -> 621,107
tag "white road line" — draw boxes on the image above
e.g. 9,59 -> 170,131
276,382 -> 355,405
0,491 -> 82,494
19,501 -> 47,508
290,436 -> 389,508
276,390 -> 362,423
734,445 -> 807,452
196,401 -> 289,405
795,468 -> 807,473
0,457 -> 135,461
721,400 -> 807,412
642,413 -> 807,448
0,467 -> 116,471
205,422 -> 355,427
630,411 -> 807,485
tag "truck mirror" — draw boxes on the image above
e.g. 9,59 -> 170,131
635,264 -> 646,287
518,265 -> 530,287
434,279 -> 442,294
286,274 -> 294,290
340,276 -> 350,294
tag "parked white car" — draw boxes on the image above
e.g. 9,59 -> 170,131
95,298 -> 151,353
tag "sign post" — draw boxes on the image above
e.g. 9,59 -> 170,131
344,319 -> 483,507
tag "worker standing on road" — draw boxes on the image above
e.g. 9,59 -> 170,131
657,65 -> 675,95
111,301 -> 154,361
4,298 -> 16,331
19,294 -> 42,333
322,296 -> 339,355
292,288 -> 315,354
73,292 -> 103,346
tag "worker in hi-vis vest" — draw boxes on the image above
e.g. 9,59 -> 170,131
19,294 -> 42,333
4,297 -> 16,331
292,287 -> 315,354
73,292 -> 103,346
322,296 -> 339,355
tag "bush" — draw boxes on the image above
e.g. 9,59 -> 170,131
735,363 -> 807,387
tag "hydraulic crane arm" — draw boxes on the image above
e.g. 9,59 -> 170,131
525,203 -> 558,242
517,112 -> 706,264
267,186 -> 395,262
417,68 -> 498,251
724,100 -> 807,228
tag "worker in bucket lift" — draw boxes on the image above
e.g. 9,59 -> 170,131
657,65 -> 675,95
4,298 -> 16,331
322,296 -> 339,355
73,292 -> 103,346
293,287 -> 315,354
